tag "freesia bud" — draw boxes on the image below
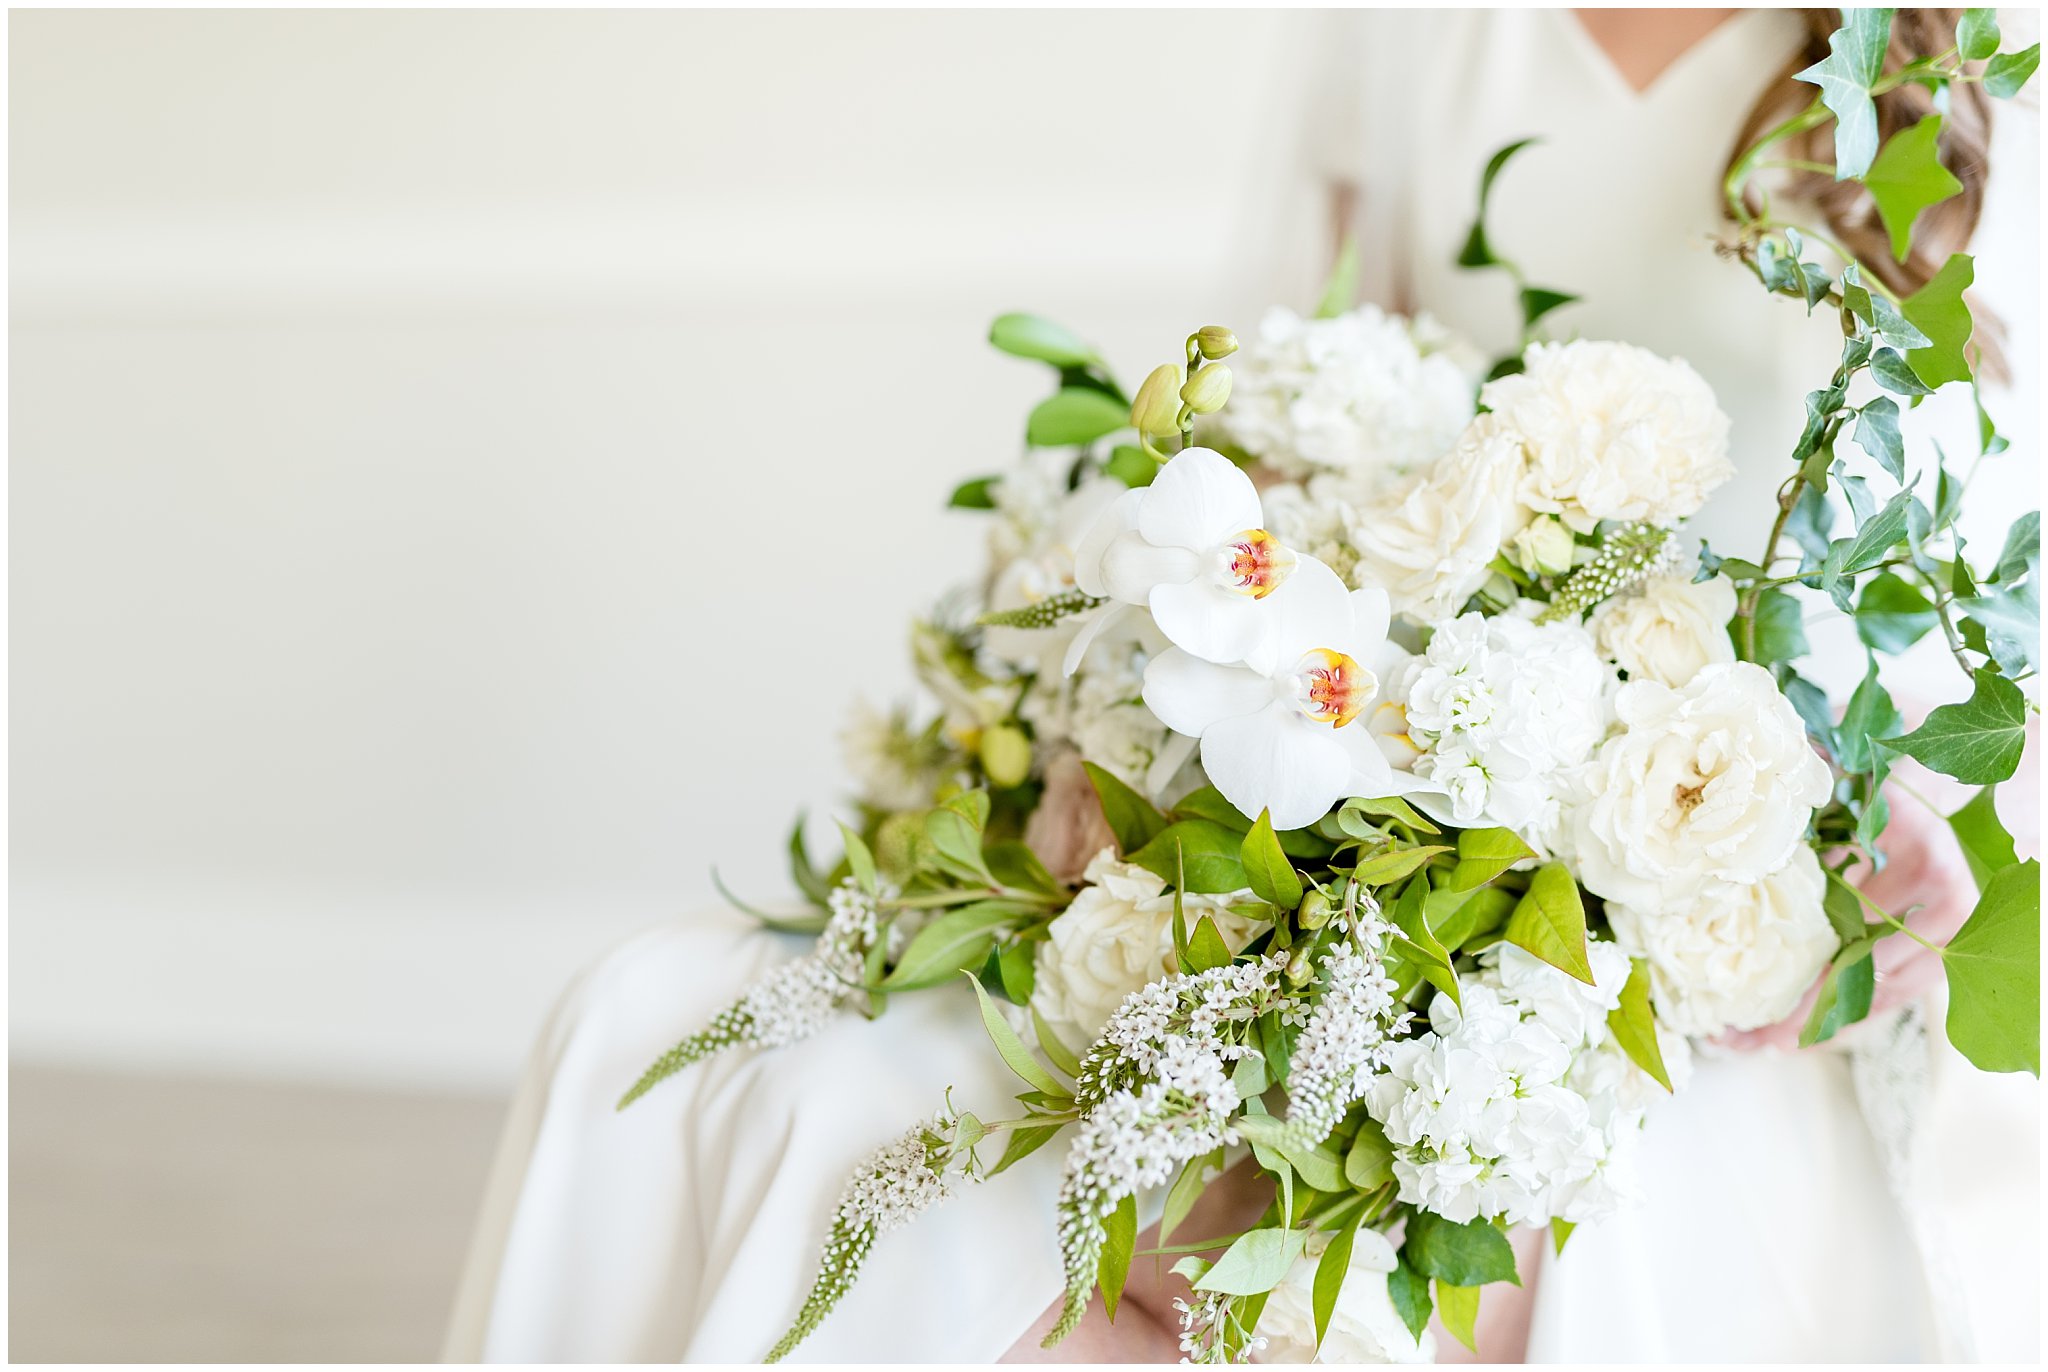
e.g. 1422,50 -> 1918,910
1194,325 -> 1240,360
1179,364 -> 1233,415
979,724 -> 1032,789
1131,364 -> 1186,437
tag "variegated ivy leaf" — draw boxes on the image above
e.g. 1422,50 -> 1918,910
1796,8 -> 1895,179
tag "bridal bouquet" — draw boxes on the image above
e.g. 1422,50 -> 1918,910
622,12 -> 2037,1363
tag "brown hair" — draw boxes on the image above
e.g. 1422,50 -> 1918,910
1727,9 -> 2002,370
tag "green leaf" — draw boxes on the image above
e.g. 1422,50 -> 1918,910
1315,236 -> 1361,319
1130,820 -> 1251,894
1448,827 -> 1535,890
947,476 -> 1000,510
1428,885 -> 1517,953
1033,1004 -> 1083,1078
1871,346 -> 1935,396
1802,936 -> 1880,1046
988,313 -> 1097,368
1747,587 -> 1812,664
1388,1256 -> 1433,1342
988,1123 -> 1060,1176
1995,512 -> 2040,583
1159,1149 -> 1221,1250
1960,580 -> 2040,675
1984,43 -> 2040,99
1084,761 -> 1169,855
1404,1209 -> 1520,1287
1902,253 -> 1976,388
1944,859 -> 2040,1074
1242,810 -> 1305,909
1173,786 -> 1254,831
925,795 -> 995,886
883,901 -> 1024,989
1856,572 -> 1939,652
964,974 -> 1064,1096
1853,397 -> 1907,481
985,840 -> 1064,899
1097,1192 -> 1138,1321
1313,1212 -> 1364,1351
1504,863 -> 1594,985
1389,876 -> 1461,1007
1837,657 -> 1903,774
1550,1218 -> 1576,1256
1342,795 -> 1441,836
1795,8 -> 1895,178
1519,286 -> 1578,330
1948,787 -> 2018,892
1829,490 -> 1916,591
1103,444 -> 1157,488
1352,845 -> 1453,887
1882,669 -> 2028,783
1958,9 -> 2000,62
1436,1282 -> 1481,1353
1344,1116 -> 1395,1190
1457,137 -> 1538,268
1026,387 -> 1130,448
836,821 -> 879,897
787,813 -> 833,906
1184,914 -> 1234,973
1607,956 -> 1674,1092
1864,115 -> 1963,260
1194,1226 -> 1307,1296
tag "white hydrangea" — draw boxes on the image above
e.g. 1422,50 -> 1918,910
1215,305 -> 1479,486
1587,573 -> 1738,688
1379,612 -> 1615,852
1257,1226 -> 1435,1364
1347,416 -> 1532,623
1483,340 -> 1734,533
1017,616 -> 1177,797
1607,844 -> 1836,1037
1365,943 -> 1686,1228
1030,849 -> 1264,1054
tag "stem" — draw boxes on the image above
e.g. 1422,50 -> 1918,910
1845,880 -> 1945,955
1724,98 -> 1830,224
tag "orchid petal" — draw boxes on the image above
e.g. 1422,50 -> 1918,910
1200,701 -> 1351,832
1148,579 -> 1273,667
1241,555 -> 1356,676
1060,601 -> 1134,678
1135,447 -> 1262,551
1144,730 -> 1200,801
1344,586 -> 1393,659
1072,488 -> 1144,598
1142,648 -> 1273,737
1099,533 -> 1201,604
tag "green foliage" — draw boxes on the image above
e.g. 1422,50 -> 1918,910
1504,864 -> 1593,985
1345,1116 -> 1395,1190
1315,237 -> 1362,319
989,313 -> 1098,368
1901,254 -> 1976,388
1457,138 -> 1536,269
1313,1213 -> 1363,1351
977,588 -> 1106,630
1745,588 -> 1811,663
1242,810 -> 1305,909
1882,669 -> 2028,783
947,475 -> 1000,510
1607,957 -> 1674,1092
1984,43 -> 2040,98
1795,7 -> 1894,178
1436,1282 -> 1481,1353
965,974 -> 1065,1096
1184,914 -> 1235,973
1947,787 -> 2017,891
1944,860 -> 2040,1074
1958,9 -> 2000,62
1096,1193 -> 1137,1321
883,901 -> 1027,989
1083,762 -> 1168,855
1195,1227 -> 1307,1295
1802,935 -> 1879,1046
1862,115 -> 1962,261
1130,820 -> 1251,894
1026,387 -> 1131,448
1855,572 -> 1939,652
1388,1255 -> 1433,1341
1403,1209 -> 1519,1287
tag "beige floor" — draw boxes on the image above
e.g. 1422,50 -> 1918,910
8,1064 -> 507,1363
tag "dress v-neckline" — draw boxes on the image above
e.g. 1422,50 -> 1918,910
1557,8 -> 1768,103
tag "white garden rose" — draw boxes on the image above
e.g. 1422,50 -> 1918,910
1029,849 -> 1261,1052
1607,844 -> 1836,1037
1567,662 -> 1832,910
1588,573 -> 1738,687
1349,416 -> 1531,622
1257,1227 -> 1434,1364
1483,340 -> 1734,532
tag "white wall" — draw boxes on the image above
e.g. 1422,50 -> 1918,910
10,9 -> 1330,1090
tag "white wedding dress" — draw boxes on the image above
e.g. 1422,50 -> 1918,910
444,10 -> 2039,1363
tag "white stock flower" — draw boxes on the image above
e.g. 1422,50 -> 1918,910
1258,1227 -> 1435,1364
1587,573 -> 1738,687
1030,849 -> 1261,1052
1214,304 -> 1478,487
983,473 -> 1127,671
1567,662 -> 1832,910
1379,612 -> 1614,849
1483,340 -> 1734,533
1607,844 -> 1836,1037
1072,447 -> 1301,668
1349,416 -> 1531,623
1142,559 -> 1398,831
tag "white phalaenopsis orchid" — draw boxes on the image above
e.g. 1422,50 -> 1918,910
1141,556 -> 1398,830
1070,447 -> 1300,670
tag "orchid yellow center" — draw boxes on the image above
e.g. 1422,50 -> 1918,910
1213,529 -> 1296,599
1291,648 -> 1372,728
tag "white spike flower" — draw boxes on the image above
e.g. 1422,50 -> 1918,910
1141,557 -> 1399,830
1070,447 -> 1300,668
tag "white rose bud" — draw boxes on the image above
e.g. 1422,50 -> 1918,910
1508,514 -> 1577,576
1587,573 -> 1738,688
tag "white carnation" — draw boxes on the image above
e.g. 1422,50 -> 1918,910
1382,612 -> 1614,850
1216,305 -> 1477,487
1483,340 -> 1734,532
1257,1227 -> 1434,1364
1607,844 -> 1836,1037
1587,573 -> 1738,687
1030,850 -> 1262,1052
1567,662 -> 1832,910
1348,416 -> 1531,622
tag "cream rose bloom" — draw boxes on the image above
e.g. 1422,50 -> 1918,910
1587,574 -> 1738,687
1349,416 -> 1531,622
1030,848 -> 1261,1052
1484,340 -> 1734,533
1606,845 -> 1835,1037
1257,1227 -> 1434,1364
1567,662 -> 1832,909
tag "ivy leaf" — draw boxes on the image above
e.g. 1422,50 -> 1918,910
964,974 -> 1064,1096
1025,387 -> 1130,448
1802,937 -> 1879,1046
1436,1282 -> 1482,1354
1504,863 -> 1594,984
988,313 -> 1098,369
1958,9 -> 2000,62
1097,1193 -> 1137,1321
1519,286 -> 1579,330
1795,8 -> 1896,178
1960,580 -> 2040,675
1984,43 -> 2040,99
1863,115 -> 1963,260
1403,1209 -> 1520,1287
1784,672 -> 1840,760
1130,820 -> 1251,894
1837,658 -> 1902,774
1855,572 -> 1939,652
1943,859 -> 2040,1074
1313,1212 -> 1364,1351
1994,512 -> 2040,583
1747,588 -> 1812,664
1882,669 -> 2029,783
1825,490 -> 1915,600
1871,347 -> 1935,395
1607,956 -> 1674,1091
1853,397 -> 1907,481
1948,787 -> 2018,891
1902,254 -> 1976,388
1457,138 -> 1538,269
1084,761 -> 1168,855
1194,1227 -> 1307,1296
1388,1256 -> 1433,1342
1241,810 -> 1305,909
